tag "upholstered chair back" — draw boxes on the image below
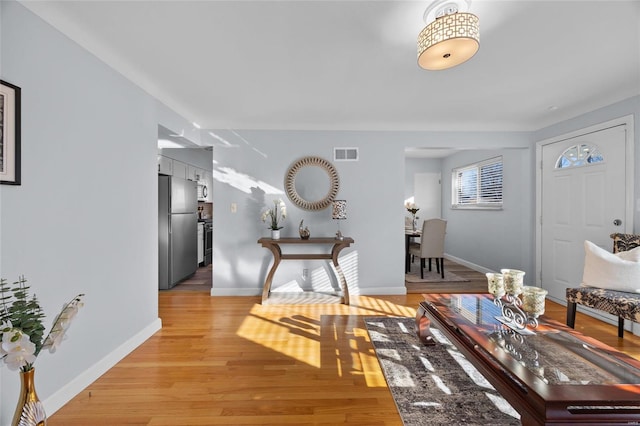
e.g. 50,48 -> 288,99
418,219 -> 447,258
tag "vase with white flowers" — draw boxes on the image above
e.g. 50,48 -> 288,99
0,276 -> 84,426
405,202 -> 420,231
261,199 -> 287,240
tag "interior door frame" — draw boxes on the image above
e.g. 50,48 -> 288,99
535,115 -> 635,295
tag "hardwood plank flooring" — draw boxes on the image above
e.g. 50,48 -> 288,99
405,258 -> 489,294
165,263 -> 213,292
48,261 -> 640,425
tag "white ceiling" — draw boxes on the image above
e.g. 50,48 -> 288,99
20,1 -> 640,135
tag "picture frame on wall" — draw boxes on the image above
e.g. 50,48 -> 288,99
0,80 -> 21,185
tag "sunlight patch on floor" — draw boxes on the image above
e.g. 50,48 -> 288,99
354,297 -> 416,317
431,374 -> 452,394
235,297 -> 419,380
236,307 -> 322,368
266,292 -> 343,305
485,392 -> 521,419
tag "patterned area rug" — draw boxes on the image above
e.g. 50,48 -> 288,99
365,316 -> 520,426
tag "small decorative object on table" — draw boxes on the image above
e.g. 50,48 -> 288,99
502,269 -> 525,297
298,220 -> 310,239
486,269 -> 547,332
261,198 -> 287,240
486,272 -> 504,298
332,200 -> 347,240
405,202 -> 420,231
521,286 -> 548,320
0,276 -> 84,426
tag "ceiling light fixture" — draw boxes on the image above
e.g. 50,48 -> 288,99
417,0 -> 479,71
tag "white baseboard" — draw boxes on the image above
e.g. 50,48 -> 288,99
358,287 -> 407,296
211,287 -> 261,296
44,318 -> 162,416
444,253 -> 493,274
211,286 -> 406,297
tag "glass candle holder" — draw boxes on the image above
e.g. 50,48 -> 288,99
522,286 -> 548,317
501,269 -> 526,296
486,273 -> 504,298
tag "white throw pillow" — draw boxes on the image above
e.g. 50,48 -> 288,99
581,240 -> 640,293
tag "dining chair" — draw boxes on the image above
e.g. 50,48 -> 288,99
408,218 -> 447,279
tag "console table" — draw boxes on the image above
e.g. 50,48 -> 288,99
257,237 -> 354,305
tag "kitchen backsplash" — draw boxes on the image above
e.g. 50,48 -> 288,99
198,202 -> 213,220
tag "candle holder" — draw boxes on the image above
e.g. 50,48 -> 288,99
486,273 -> 504,299
487,269 -> 546,331
495,294 -> 532,330
501,269 -> 525,297
521,286 -> 549,327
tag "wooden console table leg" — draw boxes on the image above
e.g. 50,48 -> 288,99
258,237 -> 354,305
261,244 -> 282,304
415,301 -> 437,346
332,241 -> 350,305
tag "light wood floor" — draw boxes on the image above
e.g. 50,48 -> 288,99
48,263 -> 640,425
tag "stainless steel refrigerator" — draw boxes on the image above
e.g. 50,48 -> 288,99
158,175 -> 198,289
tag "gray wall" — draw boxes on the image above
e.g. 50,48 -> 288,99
210,130 -> 532,296
441,148 -> 533,277
210,130 -> 407,296
401,134 -> 533,279
0,2 -> 187,423
403,97 -> 640,285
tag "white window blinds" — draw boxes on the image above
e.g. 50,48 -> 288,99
452,157 -> 503,209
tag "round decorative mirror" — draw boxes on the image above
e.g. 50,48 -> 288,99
284,156 -> 340,211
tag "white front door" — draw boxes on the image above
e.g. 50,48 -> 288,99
540,124 -> 629,303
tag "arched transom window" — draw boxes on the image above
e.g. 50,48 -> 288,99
555,143 -> 604,169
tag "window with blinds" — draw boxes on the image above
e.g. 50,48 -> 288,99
451,156 -> 503,209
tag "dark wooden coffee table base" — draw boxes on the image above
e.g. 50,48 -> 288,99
415,301 -> 437,346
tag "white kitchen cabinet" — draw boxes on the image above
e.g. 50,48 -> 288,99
188,165 -> 204,182
158,155 -> 173,175
172,160 -> 188,180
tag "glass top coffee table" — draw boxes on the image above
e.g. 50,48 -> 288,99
416,293 -> 640,425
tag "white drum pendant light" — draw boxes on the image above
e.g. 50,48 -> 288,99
417,0 -> 479,70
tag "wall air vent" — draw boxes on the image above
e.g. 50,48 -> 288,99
334,147 -> 359,162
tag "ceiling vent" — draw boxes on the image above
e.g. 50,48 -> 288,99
334,147 -> 359,162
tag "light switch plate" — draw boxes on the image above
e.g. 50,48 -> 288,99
231,203 -> 237,213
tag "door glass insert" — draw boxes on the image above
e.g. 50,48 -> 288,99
556,144 -> 603,169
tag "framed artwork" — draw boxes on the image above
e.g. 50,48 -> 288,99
0,80 -> 21,185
